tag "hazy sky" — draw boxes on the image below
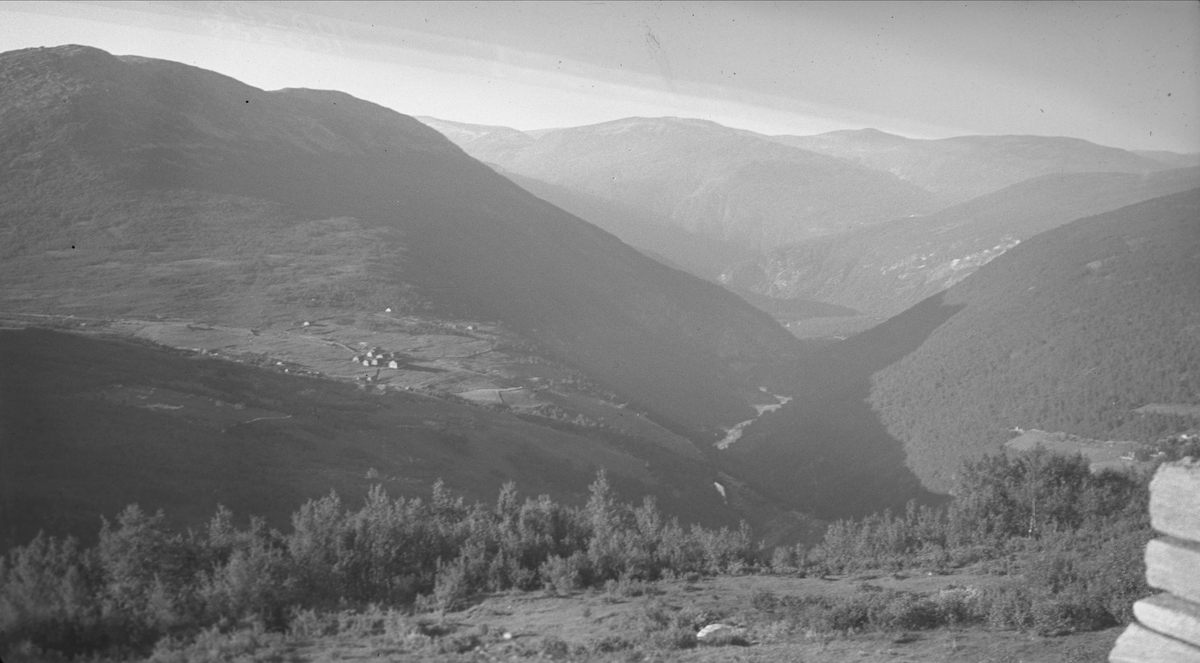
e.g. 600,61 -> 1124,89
2,1 -> 1197,152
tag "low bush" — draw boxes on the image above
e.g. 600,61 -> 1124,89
801,447 -> 1153,637
810,448 -> 1149,576
647,624 -> 697,650
146,623 -> 289,663
588,634 -> 634,653
538,634 -> 570,659
762,586 -> 988,634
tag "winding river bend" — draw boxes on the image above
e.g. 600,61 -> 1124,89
716,390 -> 792,449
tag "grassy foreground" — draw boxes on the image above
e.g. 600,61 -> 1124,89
5,575 -> 1122,662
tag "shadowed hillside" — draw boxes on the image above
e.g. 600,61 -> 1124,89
720,293 -> 960,519
0,327 -> 803,550
0,45 -> 801,436
869,188 -> 1200,491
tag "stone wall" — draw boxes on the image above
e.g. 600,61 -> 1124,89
1110,459 -> 1200,662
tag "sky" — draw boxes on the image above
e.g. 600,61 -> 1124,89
1,1 -> 1197,152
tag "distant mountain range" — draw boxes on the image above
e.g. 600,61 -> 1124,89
769,128 -> 1173,206
420,116 -> 937,251
1133,149 -> 1200,170
422,116 -> 1197,327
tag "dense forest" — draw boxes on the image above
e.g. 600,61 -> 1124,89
870,189 -> 1200,490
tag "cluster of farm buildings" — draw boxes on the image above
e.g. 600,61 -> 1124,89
351,347 -> 408,369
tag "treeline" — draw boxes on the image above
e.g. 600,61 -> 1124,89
0,473 -> 756,658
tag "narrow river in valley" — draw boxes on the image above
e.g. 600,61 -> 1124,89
715,390 -> 792,449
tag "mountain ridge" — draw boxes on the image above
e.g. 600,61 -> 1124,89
420,115 -> 938,251
769,129 -> 1172,206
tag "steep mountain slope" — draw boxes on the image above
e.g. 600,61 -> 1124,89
725,168 -> 1200,318
771,129 -> 1171,206
0,45 -> 800,435
420,116 -> 936,251
868,188 -> 1200,491
492,170 -> 856,325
